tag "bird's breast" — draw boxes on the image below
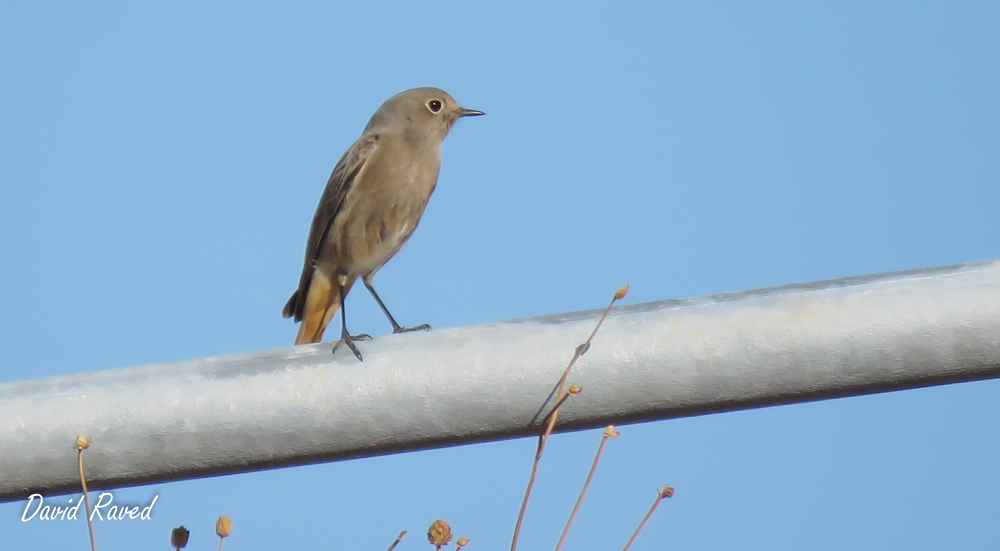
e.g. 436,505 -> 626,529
321,141 -> 441,277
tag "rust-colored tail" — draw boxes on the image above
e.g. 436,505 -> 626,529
294,271 -> 341,345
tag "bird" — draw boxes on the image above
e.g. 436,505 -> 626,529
282,87 -> 484,361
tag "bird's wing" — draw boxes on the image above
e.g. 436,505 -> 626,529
283,133 -> 380,322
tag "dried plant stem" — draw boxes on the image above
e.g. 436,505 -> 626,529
217,538 -> 225,551
77,448 -> 98,551
385,530 -> 407,551
621,486 -> 674,551
546,292 -> 619,429
510,288 -> 627,551
509,437 -> 546,551
553,429 -> 615,551
538,390 -> 573,427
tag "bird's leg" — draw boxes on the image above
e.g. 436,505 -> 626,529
364,281 -> 431,334
331,280 -> 371,361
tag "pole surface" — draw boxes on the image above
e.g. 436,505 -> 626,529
2,260 -> 999,503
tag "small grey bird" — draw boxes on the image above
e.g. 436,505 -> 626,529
283,87 -> 484,360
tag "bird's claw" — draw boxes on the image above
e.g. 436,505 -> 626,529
332,332 -> 372,361
392,323 -> 431,334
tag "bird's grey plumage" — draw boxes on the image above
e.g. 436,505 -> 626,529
283,87 -> 483,359
282,134 -> 379,322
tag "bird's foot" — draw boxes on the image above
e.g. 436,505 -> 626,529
332,331 -> 372,361
392,323 -> 431,334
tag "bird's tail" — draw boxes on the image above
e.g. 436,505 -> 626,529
290,271 -> 342,345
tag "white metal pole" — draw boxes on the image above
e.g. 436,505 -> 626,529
1,260 -> 998,503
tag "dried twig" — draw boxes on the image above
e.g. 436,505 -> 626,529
510,285 -> 629,551
76,435 -> 98,551
553,426 -> 619,551
385,529 -> 407,551
538,384 -> 582,427
621,485 -> 675,551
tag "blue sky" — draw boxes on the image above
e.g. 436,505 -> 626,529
2,1 -> 999,549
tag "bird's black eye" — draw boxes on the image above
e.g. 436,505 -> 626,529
427,100 -> 443,113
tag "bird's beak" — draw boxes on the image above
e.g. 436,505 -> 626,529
456,107 -> 485,118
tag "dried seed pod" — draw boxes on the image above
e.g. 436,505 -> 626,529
215,515 -> 232,538
427,519 -> 453,547
614,285 -> 630,300
171,526 -> 190,549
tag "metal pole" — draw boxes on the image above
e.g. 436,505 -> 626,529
2,260 -> 999,503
